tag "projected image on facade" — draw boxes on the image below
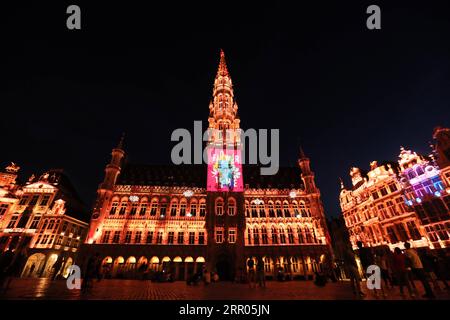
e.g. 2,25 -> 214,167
207,148 -> 243,192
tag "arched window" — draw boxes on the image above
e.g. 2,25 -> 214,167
279,227 -> 286,244
305,227 -> 312,243
119,200 -> 127,215
139,199 -> 147,216
170,199 -> 178,216
283,201 -> 290,217
292,201 -> 300,217
247,228 -> 252,245
179,199 -> 187,217
251,201 -> 258,217
299,201 -> 309,217
189,199 -> 198,217
275,201 -> 283,217
258,202 -> 266,217
287,226 -> 294,244
228,198 -> 236,216
245,201 -> 250,217
297,226 -> 304,243
159,199 -> 167,217
261,226 -> 268,244
150,198 -> 158,216
253,227 -> 260,245
271,226 -> 278,244
291,257 -> 299,273
215,198 -> 224,216
268,202 -> 275,217
199,199 -> 206,217
110,201 -> 119,215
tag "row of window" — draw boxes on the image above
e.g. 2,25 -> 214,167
109,201 -> 207,217
415,197 -> 450,225
34,233 -> 80,248
100,230 -> 206,245
350,221 -> 422,245
245,201 -> 311,219
245,226 -> 321,245
425,223 -> 450,242
214,228 -> 236,244
345,196 -> 409,226
19,194 -> 52,207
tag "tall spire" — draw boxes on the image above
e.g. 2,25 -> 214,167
217,49 -> 229,77
116,132 -> 125,150
299,146 -> 307,159
208,50 -> 239,135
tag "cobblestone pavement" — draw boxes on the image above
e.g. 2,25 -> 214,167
1,278 -> 449,300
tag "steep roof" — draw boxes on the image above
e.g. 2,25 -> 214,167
117,163 -> 304,189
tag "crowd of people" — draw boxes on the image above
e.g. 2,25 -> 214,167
342,241 -> 449,299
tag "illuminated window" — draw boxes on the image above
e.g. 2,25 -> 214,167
157,232 -> 163,244
299,202 -> 309,217
39,195 -> 51,206
189,232 -> 195,244
150,200 -> 158,216
406,221 -> 421,240
261,227 -> 268,244
228,198 -> 236,216
372,191 -> 379,200
48,219 -> 55,230
177,232 -> 184,244
146,231 -> 153,244
0,204 -> 9,216
245,201 -> 250,217
112,231 -> 120,243
276,201 -> 283,217
170,201 -> 178,216
388,183 -> 398,193
199,202 -> 206,217
139,203 -> 147,216
292,202 -> 299,216
199,232 -> 205,244
283,202 -> 290,217
180,202 -> 187,217
251,202 -> 257,217
215,228 -> 224,243
190,203 -> 197,216
19,196 -> 29,205
305,227 -> 312,243
30,217 -> 40,229
247,228 -> 252,245
110,202 -> 118,215
7,216 -> 18,228
41,234 -> 49,244
102,231 -> 111,243
253,228 -> 260,245
124,231 -> 132,244
29,195 -> 40,206
268,202 -> 275,217
168,232 -> 174,244
287,227 -> 294,244
160,203 -> 167,216
279,227 -> 286,244
228,228 -> 237,243
216,198 -> 224,215
119,202 -> 127,215
135,231 -> 142,244
271,227 -> 278,244
259,203 -> 266,217
129,203 -> 138,215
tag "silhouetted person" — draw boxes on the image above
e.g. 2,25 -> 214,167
256,257 -> 266,288
392,247 -> 414,298
356,241 -> 374,278
404,242 -> 435,299
343,247 -> 364,297
0,249 -> 15,293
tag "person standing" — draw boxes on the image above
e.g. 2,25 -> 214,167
392,247 -> 415,298
247,258 -> 256,288
404,242 -> 435,299
256,257 -> 266,288
343,247 -> 365,297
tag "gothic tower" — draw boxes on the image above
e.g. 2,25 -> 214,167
86,135 -> 126,243
205,50 -> 245,279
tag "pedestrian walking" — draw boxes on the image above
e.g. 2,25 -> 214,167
343,247 -> 365,297
392,247 -> 415,298
404,242 -> 435,299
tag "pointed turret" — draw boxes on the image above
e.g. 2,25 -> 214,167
298,147 -> 317,193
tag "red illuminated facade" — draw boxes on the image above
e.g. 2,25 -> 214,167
81,51 -> 332,281
340,128 -> 450,252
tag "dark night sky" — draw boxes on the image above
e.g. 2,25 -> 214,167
1,1 -> 450,217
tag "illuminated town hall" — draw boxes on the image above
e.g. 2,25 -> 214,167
81,51 -> 332,281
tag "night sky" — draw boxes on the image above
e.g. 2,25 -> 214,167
2,1 -> 450,217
